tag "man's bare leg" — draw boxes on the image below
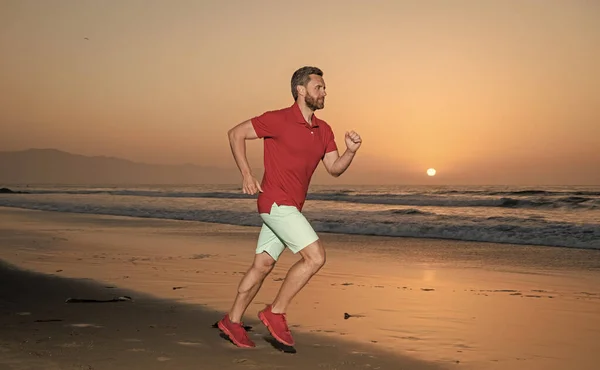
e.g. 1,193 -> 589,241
229,252 -> 276,323
270,240 -> 325,314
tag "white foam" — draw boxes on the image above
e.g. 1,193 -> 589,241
17,187 -> 599,209
1,195 -> 598,250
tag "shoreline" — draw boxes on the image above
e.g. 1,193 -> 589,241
1,207 -> 599,369
0,204 -> 598,255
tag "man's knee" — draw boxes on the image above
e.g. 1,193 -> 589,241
300,239 -> 326,271
237,253 -> 275,295
252,252 -> 276,276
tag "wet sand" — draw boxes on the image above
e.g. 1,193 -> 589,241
1,207 -> 599,369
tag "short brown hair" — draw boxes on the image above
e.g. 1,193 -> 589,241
291,66 -> 323,101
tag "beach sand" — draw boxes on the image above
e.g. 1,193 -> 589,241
1,207 -> 599,370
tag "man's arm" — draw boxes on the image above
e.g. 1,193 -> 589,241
322,149 -> 356,177
322,130 -> 362,177
227,120 -> 263,194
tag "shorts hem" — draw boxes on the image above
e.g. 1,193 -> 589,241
256,249 -> 279,260
288,236 -> 320,254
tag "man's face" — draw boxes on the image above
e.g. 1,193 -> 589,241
303,74 -> 326,111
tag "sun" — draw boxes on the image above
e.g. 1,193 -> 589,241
427,168 -> 436,176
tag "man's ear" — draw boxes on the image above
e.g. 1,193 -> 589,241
297,85 -> 306,97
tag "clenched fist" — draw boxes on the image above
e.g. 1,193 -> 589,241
345,131 -> 362,153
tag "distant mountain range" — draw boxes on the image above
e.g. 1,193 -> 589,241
0,149 -> 246,185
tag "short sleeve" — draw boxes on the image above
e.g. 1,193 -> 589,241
251,110 -> 281,138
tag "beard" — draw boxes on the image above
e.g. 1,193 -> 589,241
305,93 -> 324,110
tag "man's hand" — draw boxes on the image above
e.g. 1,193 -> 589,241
345,130 -> 362,153
322,130 -> 362,177
242,174 -> 263,195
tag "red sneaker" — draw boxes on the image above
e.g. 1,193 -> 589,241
258,305 -> 295,346
217,314 -> 255,348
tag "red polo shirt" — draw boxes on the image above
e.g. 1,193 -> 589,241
251,102 -> 337,214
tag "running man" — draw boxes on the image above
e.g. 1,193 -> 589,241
218,66 -> 362,348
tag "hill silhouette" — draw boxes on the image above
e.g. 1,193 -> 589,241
0,149 -> 244,184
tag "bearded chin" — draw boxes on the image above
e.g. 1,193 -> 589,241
305,95 -> 324,110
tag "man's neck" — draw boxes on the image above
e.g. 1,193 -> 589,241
297,101 -> 315,126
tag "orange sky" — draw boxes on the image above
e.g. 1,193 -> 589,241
1,0 -> 599,185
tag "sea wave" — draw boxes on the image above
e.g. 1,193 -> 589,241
0,199 -> 597,250
429,189 -> 600,196
11,189 -> 599,209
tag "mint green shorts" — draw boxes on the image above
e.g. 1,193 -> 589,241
256,202 -> 319,261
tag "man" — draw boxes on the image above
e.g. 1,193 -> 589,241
218,66 -> 362,348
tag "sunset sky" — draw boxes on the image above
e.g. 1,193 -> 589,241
1,0 -> 599,185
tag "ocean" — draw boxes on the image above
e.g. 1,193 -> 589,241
1,184 -> 599,250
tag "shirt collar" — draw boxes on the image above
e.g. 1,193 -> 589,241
291,102 -> 319,127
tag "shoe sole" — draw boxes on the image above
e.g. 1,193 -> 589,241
217,320 -> 255,348
258,311 -> 295,346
